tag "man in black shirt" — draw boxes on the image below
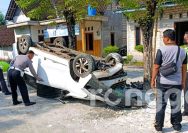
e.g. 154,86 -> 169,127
151,29 -> 187,132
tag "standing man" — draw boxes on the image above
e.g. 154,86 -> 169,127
151,29 -> 187,132
182,31 -> 188,116
0,58 -> 11,95
8,50 -> 42,106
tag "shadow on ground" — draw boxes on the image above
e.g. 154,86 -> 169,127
0,119 -> 24,131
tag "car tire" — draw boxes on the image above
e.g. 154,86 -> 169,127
118,46 -> 127,56
105,53 -> 123,65
73,54 -> 95,78
17,35 -> 32,55
53,37 -> 66,47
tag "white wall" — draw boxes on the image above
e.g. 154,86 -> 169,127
30,26 -> 45,43
13,9 -> 30,23
127,20 -> 143,61
14,25 -> 47,43
14,26 -> 31,43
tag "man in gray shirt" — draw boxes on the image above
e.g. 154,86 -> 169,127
8,50 -> 42,106
151,29 -> 187,132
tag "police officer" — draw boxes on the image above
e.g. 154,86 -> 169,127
0,59 -> 11,95
8,50 -> 42,106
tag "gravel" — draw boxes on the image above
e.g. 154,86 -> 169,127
1,69 -> 188,133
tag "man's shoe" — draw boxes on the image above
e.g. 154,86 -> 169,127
4,92 -> 12,95
25,102 -> 36,106
13,101 -> 22,105
182,111 -> 188,116
173,124 -> 182,132
155,126 -> 162,132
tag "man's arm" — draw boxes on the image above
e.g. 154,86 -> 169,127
28,61 -> 39,79
151,49 -> 162,88
151,64 -> 160,88
182,64 -> 187,90
182,53 -> 187,90
10,58 -> 16,66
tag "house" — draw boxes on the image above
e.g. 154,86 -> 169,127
125,3 -> 188,61
0,25 -> 15,60
5,0 -> 126,57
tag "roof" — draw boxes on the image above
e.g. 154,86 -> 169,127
114,2 -> 177,13
5,0 -> 18,20
0,25 -> 15,46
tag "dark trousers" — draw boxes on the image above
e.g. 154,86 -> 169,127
155,83 -> 182,128
8,69 -> 30,103
0,68 -> 10,93
184,72 -> 188,113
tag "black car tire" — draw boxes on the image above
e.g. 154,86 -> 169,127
118,46 -> 127,56
17,35 -> 32,54
73,54 -> 95,78
105,53 -> 123,65
53,37 -> 66,47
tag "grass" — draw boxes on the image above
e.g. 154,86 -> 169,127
0,61 -> 10,72
125,61 -> 144,67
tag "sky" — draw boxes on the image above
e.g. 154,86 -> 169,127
0,0 -> 11,15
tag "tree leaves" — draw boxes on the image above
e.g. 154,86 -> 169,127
0,11 -> 5,25
16,0 -> 111,21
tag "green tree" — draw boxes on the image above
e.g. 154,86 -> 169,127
119,0 -> 188,88
0,11 -> 5,25
16,0 -> 110,49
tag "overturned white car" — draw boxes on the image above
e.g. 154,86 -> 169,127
13,38 -> 130,107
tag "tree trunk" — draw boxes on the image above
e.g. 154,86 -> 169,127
142,25 -> 154,90
63,10 -> 76,49
153,17 -> 158,64
139,0 -> 157,89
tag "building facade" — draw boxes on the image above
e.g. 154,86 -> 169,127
5,0 -> 127,57
127,4 -> 188,61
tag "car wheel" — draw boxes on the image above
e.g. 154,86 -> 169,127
118,46 -> 127,56
17,35 -> 32,54
53,37 -> 66,47
105,53 -> 123,66
73,54 -> 95,78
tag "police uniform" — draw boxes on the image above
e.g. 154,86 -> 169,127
8,55 -> 41,106
0,68 -> 11,95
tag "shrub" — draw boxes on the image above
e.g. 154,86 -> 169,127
135,45 -> 144,53
0,61 -> 10,72
180,44 -> 188,53
180,44 -> 187,49
124,55 -> 133,64
103,45 -> 119,56
132,61 -> 144,67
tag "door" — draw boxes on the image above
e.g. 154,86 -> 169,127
85,33 -> 94,55
174,21 -> 188,45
